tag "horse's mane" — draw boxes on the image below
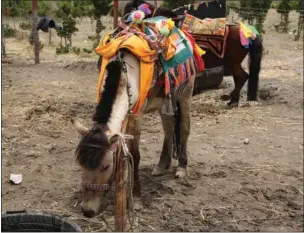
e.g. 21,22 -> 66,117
92,60 -> 122,125
76,60 -> 123,169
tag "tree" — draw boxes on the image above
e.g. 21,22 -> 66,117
237,0 -> 255,24
38,1 -> 52,17
251,0 -> 272,34
291,0 -> 304,40
88,0 -> 112,48
55,1 -> 79,47
234,0 -> 272,34
276,0 -> 291,33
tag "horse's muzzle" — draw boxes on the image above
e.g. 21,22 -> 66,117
81,208 -> 96,218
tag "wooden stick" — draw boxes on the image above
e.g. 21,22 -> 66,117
115,116 -> 130,232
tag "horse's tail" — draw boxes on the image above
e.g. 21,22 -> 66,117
173,102 -> 181,159
247,35 -> 263,101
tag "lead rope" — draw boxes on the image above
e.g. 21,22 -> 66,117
120,134 -> 135,232
101,133 -> 134,232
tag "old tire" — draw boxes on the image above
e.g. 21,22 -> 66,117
1,211 -> 82,232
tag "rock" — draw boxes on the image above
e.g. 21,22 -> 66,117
243,138 -> 250,144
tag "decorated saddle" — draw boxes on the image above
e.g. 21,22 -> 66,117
181,13 -> 229,58
95,13 -> 205,115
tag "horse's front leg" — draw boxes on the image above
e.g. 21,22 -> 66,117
127,117 -> 143,210
175,101 -> 191,178
152,114 -> 175,176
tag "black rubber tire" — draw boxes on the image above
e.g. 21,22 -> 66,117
1,211 -> 82,232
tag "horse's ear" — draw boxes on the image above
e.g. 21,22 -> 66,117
109,134 -> 120,145
71,119 -> 89,137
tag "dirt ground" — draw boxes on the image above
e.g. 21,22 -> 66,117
2,10 -> 303,232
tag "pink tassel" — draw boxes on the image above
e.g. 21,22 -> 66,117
165,72 -> 170,95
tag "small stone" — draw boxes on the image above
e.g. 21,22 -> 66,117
10,174 -> 23,185
243,138 -> 250,144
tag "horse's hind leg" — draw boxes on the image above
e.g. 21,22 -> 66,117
152,114 -> 175,176
228,65 -> 249,107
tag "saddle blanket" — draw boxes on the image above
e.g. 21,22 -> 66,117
181,13 -> 227,36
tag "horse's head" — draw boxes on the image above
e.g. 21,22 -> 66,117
72,120 -> 120,218
73,53 -> 140,218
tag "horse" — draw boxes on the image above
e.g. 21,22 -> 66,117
72,24 -> 197,218
123,0 -> 263,107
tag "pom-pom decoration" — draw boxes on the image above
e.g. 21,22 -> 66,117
167,18 -> 175,30
130,10 -> 145,24
160,27 -> 170,36
138,3 -> 152,16
158,18 -> 175,36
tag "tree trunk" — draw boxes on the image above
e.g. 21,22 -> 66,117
32,0 -> 40,64
1,12 -> 6,57
295,12 -> 304,40
49,29 -> 52,45
91,18 -> 94,32
283,13 -> 289,33
95,17 -> 102,42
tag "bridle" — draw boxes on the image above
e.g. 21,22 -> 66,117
81,141 -> 118,193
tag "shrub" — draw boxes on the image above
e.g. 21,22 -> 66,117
3,24 -> 17,37
83,48 -> 93,54
19,21 -> 32,30
72,46 -> 81,55
56,46 -> 70,54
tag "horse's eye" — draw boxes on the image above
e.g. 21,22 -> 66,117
100,164 -> 110,171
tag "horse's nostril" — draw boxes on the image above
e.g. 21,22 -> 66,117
82,208 -> 96,218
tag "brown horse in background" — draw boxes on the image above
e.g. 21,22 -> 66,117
124,0 -> 263,107
124,0 -> 263,159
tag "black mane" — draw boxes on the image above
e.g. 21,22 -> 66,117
92,60 -> 122,125
76,60 -> 122,169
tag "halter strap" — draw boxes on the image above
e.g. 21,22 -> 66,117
81,179 -> 110,191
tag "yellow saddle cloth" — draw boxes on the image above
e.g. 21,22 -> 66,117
95,31 -> 156,115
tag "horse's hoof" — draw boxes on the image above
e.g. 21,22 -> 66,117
227,101 -> 238,108
175,167 -> 186,179
243,101 -> 260,107
152,166 -> 166,176
133,197 -> 144,211
221,94 -> 231,101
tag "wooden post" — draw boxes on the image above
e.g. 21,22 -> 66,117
115,118 -> 130,232
113,0 -> 119,29
154,0 -> 157,8
32,0 -> 39,64
115,148 -> 127,232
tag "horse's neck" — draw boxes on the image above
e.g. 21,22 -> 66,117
107,53 -> 140,134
